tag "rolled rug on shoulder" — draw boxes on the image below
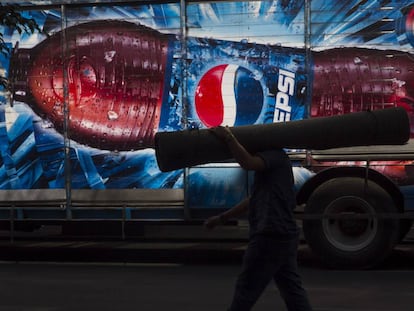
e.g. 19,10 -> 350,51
154,107 -> 410,172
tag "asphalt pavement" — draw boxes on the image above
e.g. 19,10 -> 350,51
0,246 -> 413,311
0,226 -> 414,310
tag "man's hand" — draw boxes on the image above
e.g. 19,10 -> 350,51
209,126 -> 235,143
209,125 -> 266,171
204,215 -> 223,230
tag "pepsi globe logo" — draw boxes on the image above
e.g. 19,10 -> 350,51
397,5 -> 414,48
195,64 -> 264,127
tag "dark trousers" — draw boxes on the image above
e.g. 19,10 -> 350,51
228,234 -> 312,311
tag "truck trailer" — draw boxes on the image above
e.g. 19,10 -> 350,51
1,0 -> 414,268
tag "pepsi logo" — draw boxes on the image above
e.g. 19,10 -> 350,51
397,5 -> 414,48
195,64 -> 264,127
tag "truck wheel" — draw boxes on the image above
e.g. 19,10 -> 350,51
303,177 -> 400,269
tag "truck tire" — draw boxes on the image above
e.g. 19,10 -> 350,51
303,177 -> 400,269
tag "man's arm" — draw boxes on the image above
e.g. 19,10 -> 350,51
204,197 -> 250,230
210,126 -> 265,171
204,126 -> 267,230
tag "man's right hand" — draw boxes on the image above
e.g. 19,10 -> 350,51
209,126 -> 235,143
203,215 -> 223,230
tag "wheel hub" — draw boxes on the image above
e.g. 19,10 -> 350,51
323,196 -> 377,251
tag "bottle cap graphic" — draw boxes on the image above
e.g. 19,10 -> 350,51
195,64 -> 264,127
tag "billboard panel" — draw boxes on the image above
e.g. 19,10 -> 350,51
0,1 -> 414,207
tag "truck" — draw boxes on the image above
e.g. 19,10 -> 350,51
1,0 -> 414,269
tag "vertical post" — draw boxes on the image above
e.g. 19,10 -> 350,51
304,0 -> 311,106
180,0 -> 190,221
60,5 -> 72,219
364,160 -> 370,196
122,205 -> 126,240
10,204 -> 14,243
180,0 -> 188,130
304,0 -> 313,166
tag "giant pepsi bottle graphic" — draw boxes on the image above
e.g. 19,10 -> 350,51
10,21 -> 172,151
8,20 -> 414,151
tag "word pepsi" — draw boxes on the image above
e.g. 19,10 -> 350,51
274,69 -> 295,123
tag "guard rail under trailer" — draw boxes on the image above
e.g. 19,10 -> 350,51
0,189 -> 186,242
1,187 -> 414,243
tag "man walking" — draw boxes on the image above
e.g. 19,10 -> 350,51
204,126 -> 312,311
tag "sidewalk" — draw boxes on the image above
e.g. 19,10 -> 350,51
0,239 -> 248,264
0,223 -> 412,266
0,222 -> 249,263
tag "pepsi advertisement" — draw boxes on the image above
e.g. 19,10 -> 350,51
1,0 -> 414,209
